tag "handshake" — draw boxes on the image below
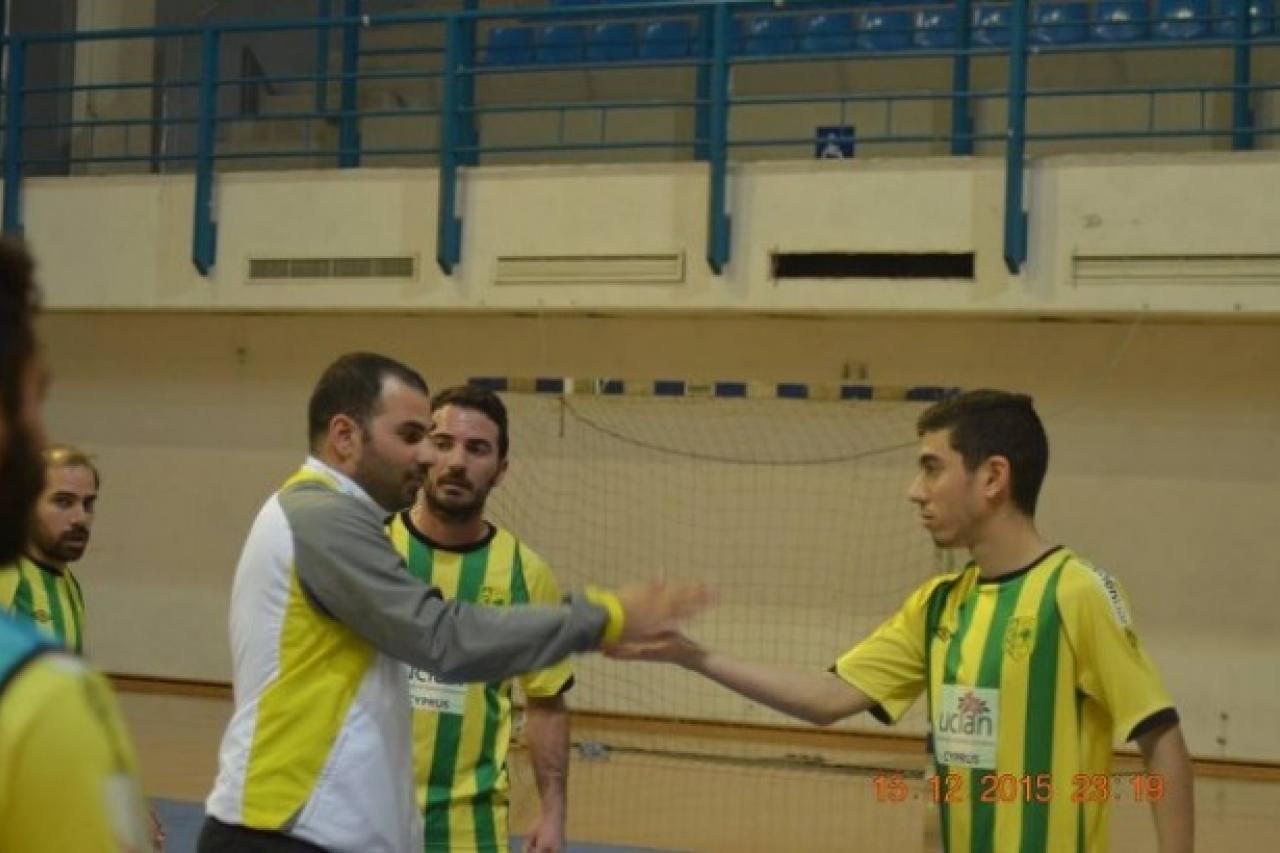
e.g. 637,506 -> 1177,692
596,581 -> 715,665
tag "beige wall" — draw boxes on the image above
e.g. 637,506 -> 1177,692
17,152 -> 1280,316
38,311 -> 1280,763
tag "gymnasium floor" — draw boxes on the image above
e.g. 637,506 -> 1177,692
120,691 -> 1280,853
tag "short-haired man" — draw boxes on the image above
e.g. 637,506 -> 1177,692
613,389 -> 1194,853
388,385 -> 571,852
202,352 -> 712,853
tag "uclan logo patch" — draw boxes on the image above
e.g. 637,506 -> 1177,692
936,691 -> 995,737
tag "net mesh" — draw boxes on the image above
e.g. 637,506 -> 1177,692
484,388 -> 949,850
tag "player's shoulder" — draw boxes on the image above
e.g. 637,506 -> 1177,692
385,508 -> 410,536
0,562 -> 21,601
905,567 -> 971,608
500,529 -> 552,571
278,475 -> 382,537
1055,551 -> 1134,627
2,651 -> 95,720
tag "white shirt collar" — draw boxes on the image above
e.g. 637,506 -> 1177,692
303,455 -> 383,514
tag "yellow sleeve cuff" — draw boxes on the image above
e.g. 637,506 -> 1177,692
583,586 -> 625,647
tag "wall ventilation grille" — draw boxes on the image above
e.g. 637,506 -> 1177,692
494,253 -> 686,285
248,256 -> 417,280
1073,254 -> 1280,285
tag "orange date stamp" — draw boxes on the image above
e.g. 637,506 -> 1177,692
873,772 -> 1166,804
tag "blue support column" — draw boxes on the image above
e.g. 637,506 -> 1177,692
2,37 -> 26,236
339,0 -> 362,167
315,0 -> 332,115
1231,0 -> 1255,151
1003,0 -> 1029,273
437,15 -> 463,274
0,0 -> 8,106
458,0 -> 479,167
192,28 -> 220,276
951,0 -> 974,155
694,6 -> 714,161
705,2 -> 731,274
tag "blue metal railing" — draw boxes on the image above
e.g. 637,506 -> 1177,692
1,0 -> 1277,278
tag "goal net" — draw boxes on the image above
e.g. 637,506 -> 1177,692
479,379 -> 954,851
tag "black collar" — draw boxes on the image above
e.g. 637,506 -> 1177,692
973,545 -> 1064,585
399,510 -> 496,554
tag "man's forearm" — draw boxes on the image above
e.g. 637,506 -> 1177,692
687,651 -> 873,726
525,697 -> 570,823
1138,722 -> 1194,853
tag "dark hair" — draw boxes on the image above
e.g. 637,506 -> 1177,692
0,239 -> 44,565
0,239 -> 38,425
916,389 -> 1049,516
431,384 -> 509,459
307,352 -> 429,449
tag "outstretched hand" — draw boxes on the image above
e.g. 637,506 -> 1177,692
606,631 -> 706,668
614,582 -> 715,644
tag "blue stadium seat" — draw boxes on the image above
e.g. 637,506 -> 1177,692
537,24 -> 588,64
1154,0 -> 1212,38
596,0 -> 658,20
1213,0 -> 1274,35
913,7 -> 959,49
743,15 -> 800,55
1091,0 -> 1148,41
972,4 -> 1011,47
801,13 -> 856,53
640,19 -> 693,59
587,22 -> 638,61
1031,2 -> 1090,44
857,10 -> 913,50
485,26 -> 535,65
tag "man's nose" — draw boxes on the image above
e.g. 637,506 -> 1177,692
907,475 -> 926,504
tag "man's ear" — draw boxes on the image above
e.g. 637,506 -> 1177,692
980,455 -> 1012,504
329,414 -> 363,463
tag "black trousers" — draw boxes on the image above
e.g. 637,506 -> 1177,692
196,817 -> 329,853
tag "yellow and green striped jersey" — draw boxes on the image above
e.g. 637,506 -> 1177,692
836,547 -> 1175,853
0,556 -> 86,654
388,513 -> 574,853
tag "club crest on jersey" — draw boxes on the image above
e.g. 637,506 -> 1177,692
1003,616 -> 1036,661
478,586 -> 508,606
32,608 -> 51,623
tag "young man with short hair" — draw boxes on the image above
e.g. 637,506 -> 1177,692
614,389 -> 1194,853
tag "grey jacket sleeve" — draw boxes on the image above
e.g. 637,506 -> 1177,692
281,483 -> 608,683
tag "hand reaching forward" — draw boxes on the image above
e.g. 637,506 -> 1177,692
606,631 -> 706,668
612,582 -> 715,645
